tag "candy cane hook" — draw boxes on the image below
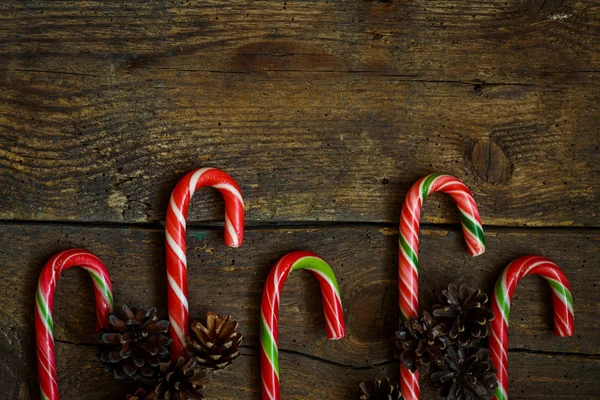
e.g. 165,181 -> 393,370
398,173 -> 486,400
166,167 -> 244,360
260,251 -> 345,400
35,249 -> 114,400
490,255 -> 574,400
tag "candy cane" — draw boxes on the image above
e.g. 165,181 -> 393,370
35,249 -> 114,400
490,255 -> 574,400
260,251 -> 345,400
166,167 -> 244,360
398,173 -> 486,400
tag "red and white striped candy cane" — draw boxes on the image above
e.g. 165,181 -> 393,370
35,249 -> 114,400
260,251 -> 345,400
166,167 -> 244,360
490,255 -> 574,400
399,174 -> 486,400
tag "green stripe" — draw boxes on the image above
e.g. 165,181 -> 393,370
36,287 -> 54,334
260,317 -> 279,377
494,387 -> 507,400
495,277 -> 510,322
421,173 -> 442,199
291,257 -> 341,296
89,271 -> 114,306
547,279 -> 573,308
459,212 -> 486,248
41,391 -> 50,400
399,236 -> 419,272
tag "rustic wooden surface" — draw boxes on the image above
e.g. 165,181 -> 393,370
0,0 -> 598,399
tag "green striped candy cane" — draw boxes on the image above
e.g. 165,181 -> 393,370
490,255 -> 574,400
35,249 -> 114,400
260,251 -> 345,400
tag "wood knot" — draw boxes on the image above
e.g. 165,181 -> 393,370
471,139 -> 512,184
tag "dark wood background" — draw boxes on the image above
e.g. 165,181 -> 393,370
0,1 -> 598,399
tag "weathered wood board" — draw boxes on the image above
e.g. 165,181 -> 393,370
1,0 -> 599,226
0,223 -> 597,399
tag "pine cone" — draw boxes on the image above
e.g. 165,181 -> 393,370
146,357 -> 212,400
186,312 -> 242,371
432,284 -> 495,347
97,305 -> 171,379
395,312 -> 449,375
431,346 -> 498,400
125,388 -> 147,400
359,377 -> 402,399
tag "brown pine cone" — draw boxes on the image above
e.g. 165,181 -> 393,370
359,377 -> 402,399
97,305 -> 171,379
186,312 -> 242,371
125,388 -> 147,400
431,346 -> 498,400
146,357 -> 212,400
432,284 -> 495,347
395,312 -> 449,375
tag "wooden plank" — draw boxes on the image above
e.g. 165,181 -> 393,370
1,1 -> 599,226
0,70 -> 598,225
0,223 -> 597,398
0,1 -> 598,84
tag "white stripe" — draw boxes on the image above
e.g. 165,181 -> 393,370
261,375 -> 277,400
400,244 -> 419,275
36,291 -> 54,336
166,231 -> 187,268
260,310 -> 279,351
169,316 -> 186,348
169,194 -> 187,228
401,371 -> 418,400
213,183 -> 244,205
546,276 -> 574,314
260,310 -> 280,378
225,214 -> 240,247
168,273 -> 189,312
555,320 -> 565,337
57,251 -> 113,306
320,293 -> 340,338
401,212 -> 419,241
87,269 -> 113,309
189,167 -> 213,192
36,339 -> 58,389
308,268 -> 342,300
551,286 -> 575,315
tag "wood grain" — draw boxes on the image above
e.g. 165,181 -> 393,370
1,1 -> 598,398
1,1 -> 599,226
0,223 -> 597,399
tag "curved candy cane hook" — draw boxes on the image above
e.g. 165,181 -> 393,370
490,255 -> 574,400
260,251 -> 345,400
35,249 -> 114,400
398,173 -> 486,400
166,167 -> 245,360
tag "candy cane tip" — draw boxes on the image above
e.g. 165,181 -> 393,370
556,327 -> 575,337
470,248 -> 486,257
